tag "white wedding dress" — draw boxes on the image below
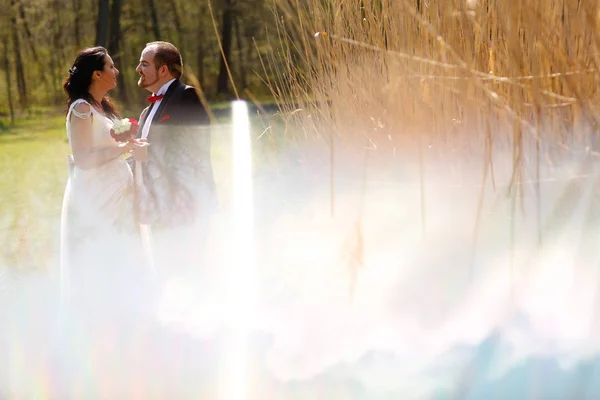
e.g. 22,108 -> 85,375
59,99 -> 150,320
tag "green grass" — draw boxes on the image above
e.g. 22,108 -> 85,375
0,115 -> 70,271
0,109 -> 282,272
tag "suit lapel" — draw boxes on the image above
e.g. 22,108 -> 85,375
151,79 -> 181,126
138,106 -> 151,137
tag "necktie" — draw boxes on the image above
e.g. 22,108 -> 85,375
147,94 -> 164,103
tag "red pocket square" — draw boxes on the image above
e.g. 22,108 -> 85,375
160,114 -> 171,122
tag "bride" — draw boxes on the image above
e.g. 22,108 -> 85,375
60,46 -> 150,323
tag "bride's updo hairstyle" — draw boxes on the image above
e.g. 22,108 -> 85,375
63,46 -> 120,119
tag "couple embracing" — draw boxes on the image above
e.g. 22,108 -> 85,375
60,41 -> 217,320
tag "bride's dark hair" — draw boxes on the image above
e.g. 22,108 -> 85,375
63,46 -> 120,119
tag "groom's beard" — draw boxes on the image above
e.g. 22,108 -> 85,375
138,72 -> 159,89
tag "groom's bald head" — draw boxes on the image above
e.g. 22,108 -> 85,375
145,41 -> 183,79
137,41 -> 184,93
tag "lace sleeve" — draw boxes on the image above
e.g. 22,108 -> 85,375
70,99 -> 92,120
72,108 -> 92,120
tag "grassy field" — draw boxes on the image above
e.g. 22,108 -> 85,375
0,107 -> 276,273
4,1 -> 600,397
0,115 -> 72,272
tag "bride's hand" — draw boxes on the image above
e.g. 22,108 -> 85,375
132,138 -> 149,147
119,141 -> 139,154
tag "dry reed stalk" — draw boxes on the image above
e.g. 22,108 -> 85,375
259,0 -> 600,303
263,0 -> 600,206
266,0 -> 598,145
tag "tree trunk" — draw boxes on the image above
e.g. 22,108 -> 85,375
233,15 -> 246,89
2,37 -> 15,124
196,16 -> 206,87
49,37 -> 60,104
168,0 -> 183,45
216,0 -> 234,94
72,0 -> 82,48
53,0 -> 67,85
9,0 -> 27,109
16,0 -> 50,89
95,0 -> 109,46
147,0 -> 161,39
18,2 -> 40,65
108,0 -> 127,104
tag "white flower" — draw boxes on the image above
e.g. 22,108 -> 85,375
112,118 -> 133,134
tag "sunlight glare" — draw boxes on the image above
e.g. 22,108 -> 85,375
219,100 -> 256,400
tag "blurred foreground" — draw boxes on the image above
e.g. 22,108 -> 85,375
3,116 -> 600,399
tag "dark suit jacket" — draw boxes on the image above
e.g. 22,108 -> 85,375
136,79 -> 217,229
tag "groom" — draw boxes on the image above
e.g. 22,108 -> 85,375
132,41 -> 217,279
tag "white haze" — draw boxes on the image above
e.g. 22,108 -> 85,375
2,120 -> 600,399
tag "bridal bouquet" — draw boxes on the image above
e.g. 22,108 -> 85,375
110,118 -> 139,143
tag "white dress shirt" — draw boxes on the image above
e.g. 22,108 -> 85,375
135,78 -> 176,232
141,78 -> 176,139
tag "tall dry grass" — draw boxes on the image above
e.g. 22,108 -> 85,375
265,0 -> 599,166
257,0 -> 600,292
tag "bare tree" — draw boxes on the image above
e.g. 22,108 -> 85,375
2,36 -> 15,124
108,0 -> 127,103
5,0 -> 49,94
167,0 -> 183,45
17,2 -> 41,66
196,9 -> 207,88
95,0 -> 109,46
72,0 -> 82,47
217,0 -> 234,94
147,0 -> 161,39
9,0 -> 27,109
0,0 -> 275,109
52,0 -> 67,83
234,15 -> 247,90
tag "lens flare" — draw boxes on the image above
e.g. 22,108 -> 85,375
218,100 -> 256,400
